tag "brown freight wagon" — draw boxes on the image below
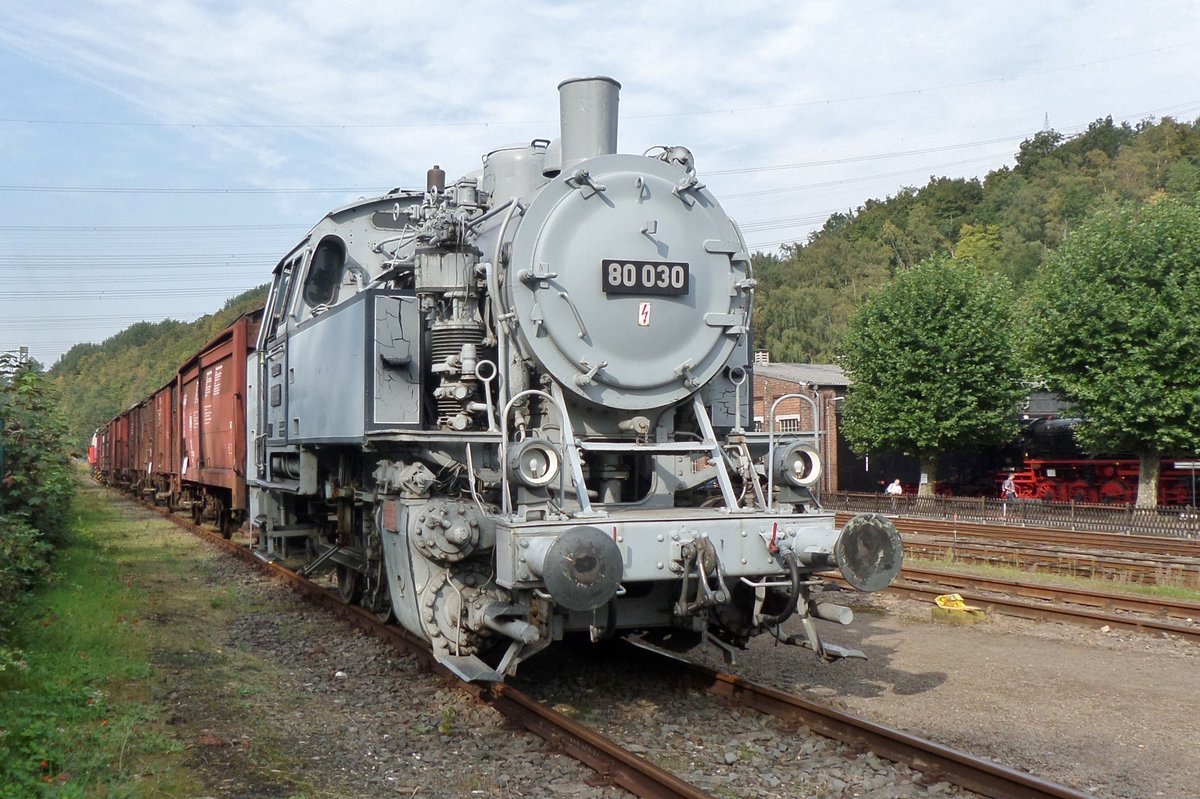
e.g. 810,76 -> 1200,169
178,309 -> 263,536
130,396 -> 154,499
94,423 -> 112,480
111,412 -> 132,490
148,378 -> 178,505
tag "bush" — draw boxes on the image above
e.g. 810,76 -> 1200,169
1,369 -> 73,546
1,368 -> 72,654
0,517 -> 52,608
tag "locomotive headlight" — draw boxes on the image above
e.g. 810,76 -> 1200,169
774,442 -> 822,488
508,438 -> 561,488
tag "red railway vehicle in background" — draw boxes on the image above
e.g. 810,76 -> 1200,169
1003,457 -> 1196,506
110,413 -> 132,491
130,394 -> 154,499
178,310 -> 263,535
95,309 -> 263,538
147,379 -> 178,506
89,427 -> 105,476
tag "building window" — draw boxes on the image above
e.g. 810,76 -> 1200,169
754,415 -> 801,433
776,415 -> 801,433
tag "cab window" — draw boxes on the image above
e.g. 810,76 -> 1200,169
265,254 -> 301,339
303,237 -> 347,308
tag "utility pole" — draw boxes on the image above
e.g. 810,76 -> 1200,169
0,346 -> 29,380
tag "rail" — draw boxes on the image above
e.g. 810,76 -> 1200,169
118,485 -> 1095,799
879,575 -> 1200,643
624,641 -> 1094,799
145,498 -> 712,799
826,491 -> 1200,538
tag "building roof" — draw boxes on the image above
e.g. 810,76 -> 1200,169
755,362 -> 849,388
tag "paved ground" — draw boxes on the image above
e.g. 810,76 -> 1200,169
708,590 -> 1200,799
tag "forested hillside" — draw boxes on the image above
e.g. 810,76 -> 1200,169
47,116 -> 1200,448
50,285 -> 269,448
753,116 -> 1200,362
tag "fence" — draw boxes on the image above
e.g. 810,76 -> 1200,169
823,491 -> 1200,539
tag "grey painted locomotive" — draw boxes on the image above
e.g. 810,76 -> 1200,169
248,77 -> 902,681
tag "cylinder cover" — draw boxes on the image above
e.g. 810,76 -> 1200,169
541,526 -> 624,611
834,513 -> 904,593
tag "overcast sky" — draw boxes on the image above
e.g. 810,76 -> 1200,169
2,1 -> 1198,368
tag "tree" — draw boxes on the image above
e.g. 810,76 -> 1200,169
839,256 -> 1025,495
953,223 -> 1003,273
1014,129 -> 1066,175
751,117 -> 1200,365
1022,197 -> 1200,507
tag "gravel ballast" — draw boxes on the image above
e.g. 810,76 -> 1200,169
113,491 -> 1197,798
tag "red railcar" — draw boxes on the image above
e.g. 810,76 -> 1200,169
90,427 -> 106,476
131,396 -> 154,498
178,310 -> 263,534
147,379 -> 178,504
95,309 -> 263,535
1003,458 -> 1197,506
111,413 -> 132,489
96,421 -> 114,480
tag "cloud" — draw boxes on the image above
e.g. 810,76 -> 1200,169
2,1 -> 1199,363
5,1 -> 1198,191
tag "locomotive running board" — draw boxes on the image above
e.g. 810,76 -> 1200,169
439,654 -> 504,683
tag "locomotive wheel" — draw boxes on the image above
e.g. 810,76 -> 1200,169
218,510 -> 233,539
336,565 -> 363,604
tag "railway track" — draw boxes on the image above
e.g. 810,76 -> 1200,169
139,498 -> 1095,799
834,512 -> 1200,559
901,537 -> 1200,587
901,566 -> 1200,622
617,641 -> 1093,799
871,566 -> 1200,643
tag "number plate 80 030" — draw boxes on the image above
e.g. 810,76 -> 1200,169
601,259 -> 690,296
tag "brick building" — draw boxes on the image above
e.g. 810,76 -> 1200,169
752,361 -> 848,494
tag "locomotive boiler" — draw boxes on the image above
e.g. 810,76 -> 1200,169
248,77 -> 902,681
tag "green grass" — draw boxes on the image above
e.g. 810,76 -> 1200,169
0,486 -> 196,798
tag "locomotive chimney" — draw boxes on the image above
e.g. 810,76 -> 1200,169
557,76 -> 620,172
426,164 -> 446,194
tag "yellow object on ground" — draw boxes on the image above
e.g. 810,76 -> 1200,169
932,593 -> 986,624
935,593 -> 980,610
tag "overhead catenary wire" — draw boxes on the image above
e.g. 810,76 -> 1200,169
4,96 -> 1196,197
7,89 -> 1198,362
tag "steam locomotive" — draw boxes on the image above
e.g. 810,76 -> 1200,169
101,78 -> 904,681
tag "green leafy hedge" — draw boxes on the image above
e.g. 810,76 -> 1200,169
0,518 -> 51,612
1,368 -> 72,666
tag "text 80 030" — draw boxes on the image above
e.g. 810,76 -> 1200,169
601,259 -> 690,296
